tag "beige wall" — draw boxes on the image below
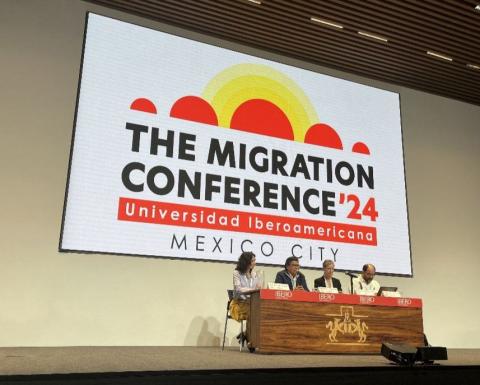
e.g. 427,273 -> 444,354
1,0 -> 479,348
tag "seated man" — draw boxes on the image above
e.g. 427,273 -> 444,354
275,256 -> 309,291
314,259 -> 342,292
352,263 -> 380,295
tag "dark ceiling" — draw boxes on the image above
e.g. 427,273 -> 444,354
88,0 -> 480,106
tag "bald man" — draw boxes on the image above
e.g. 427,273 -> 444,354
352,264 -> 380,295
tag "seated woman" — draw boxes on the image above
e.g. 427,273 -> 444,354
230,251 -> 261,344
314,259 -> 342,292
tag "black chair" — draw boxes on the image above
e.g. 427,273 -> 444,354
222,289 -> 245,351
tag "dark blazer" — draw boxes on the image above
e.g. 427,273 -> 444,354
314,276 -> 342,292
275,270 -> 309,291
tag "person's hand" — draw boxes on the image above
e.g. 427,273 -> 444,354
295,285 -> 304,291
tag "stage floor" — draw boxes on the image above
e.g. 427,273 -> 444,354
0,346 -> 479,375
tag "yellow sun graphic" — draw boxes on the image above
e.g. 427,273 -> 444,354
202,63 -> 318,142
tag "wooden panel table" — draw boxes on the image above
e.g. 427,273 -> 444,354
249,289 -> 424,353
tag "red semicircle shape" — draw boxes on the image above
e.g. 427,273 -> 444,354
230,99 -> 294,140
352,142 -> 371,155
130,98 -> 157,114
304,123 -> 343,149
170,96 -> 218,126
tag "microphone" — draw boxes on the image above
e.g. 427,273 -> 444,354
345,271 -> 358,278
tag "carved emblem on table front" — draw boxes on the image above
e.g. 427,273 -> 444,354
326,306 -> 369,344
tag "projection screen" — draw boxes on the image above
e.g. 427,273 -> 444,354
60,13 -> 412,276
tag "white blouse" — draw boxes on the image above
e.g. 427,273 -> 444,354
233,270 -> 259,300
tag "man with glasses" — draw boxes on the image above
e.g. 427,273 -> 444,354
314,259 -> 342,292
275,256 -> 309,291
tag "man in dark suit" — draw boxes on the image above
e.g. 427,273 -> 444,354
275,256 -> 309,291
314,259 -> 342,292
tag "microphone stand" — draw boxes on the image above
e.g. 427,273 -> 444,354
345,272 -> 357,294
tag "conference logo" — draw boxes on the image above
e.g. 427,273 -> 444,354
117,64 -> 379,251
326,306 -> 369,344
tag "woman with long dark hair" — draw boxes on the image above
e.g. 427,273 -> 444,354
229,251 -> 261,346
